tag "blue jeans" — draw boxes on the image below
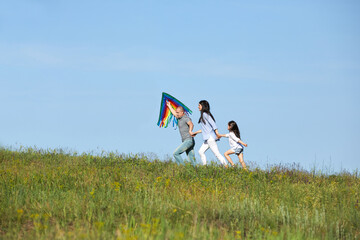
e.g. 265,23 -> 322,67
173,138 -> 196,165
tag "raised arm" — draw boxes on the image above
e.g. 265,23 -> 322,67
166,101 -> 177,117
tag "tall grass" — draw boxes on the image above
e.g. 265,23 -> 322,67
0,147 -> 359,239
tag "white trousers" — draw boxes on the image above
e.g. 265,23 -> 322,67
198,136 -> 227,166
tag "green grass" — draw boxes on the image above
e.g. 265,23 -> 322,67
0,147 -> 359,239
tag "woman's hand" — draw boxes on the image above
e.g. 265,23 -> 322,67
215,129 -> 222,139
217,134 -> 227,139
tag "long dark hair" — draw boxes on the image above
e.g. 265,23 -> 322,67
198,100 -> 215,124
228,120 -> 241,139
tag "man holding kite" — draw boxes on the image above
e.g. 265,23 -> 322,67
166,101 -> 196,165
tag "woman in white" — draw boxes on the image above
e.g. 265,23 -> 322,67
190,100 -> 228,167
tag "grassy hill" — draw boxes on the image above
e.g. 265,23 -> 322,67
0,147 -> 359,239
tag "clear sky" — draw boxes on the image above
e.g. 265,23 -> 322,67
1,1 -> 359,172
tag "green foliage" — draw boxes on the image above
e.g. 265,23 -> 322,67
0,147 -> 359,239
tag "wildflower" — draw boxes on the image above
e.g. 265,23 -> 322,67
43,213 -> 50,221
17,209 -> 24,220
95,221 -> 104,231
235,230 -> 242,239
30,213 -> 40,219
17,209 -> 24,215
90,189 -> 95,198
140,223 -> 150,229
165,179 -> 170,187
113,182 -> 121,191
175,232 -> 184,239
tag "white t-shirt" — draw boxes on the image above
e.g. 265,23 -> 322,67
225,132 -> 243,151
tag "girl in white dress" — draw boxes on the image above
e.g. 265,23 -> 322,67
218,121 -> 248,169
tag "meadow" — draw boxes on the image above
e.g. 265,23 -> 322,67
0,147 -> 359,239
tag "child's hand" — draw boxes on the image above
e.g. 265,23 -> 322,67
190,132 -> 197,137
216,134 -> 222,139
243,143 -> 248,147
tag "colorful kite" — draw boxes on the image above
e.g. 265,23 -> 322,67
157,92 -> 192,128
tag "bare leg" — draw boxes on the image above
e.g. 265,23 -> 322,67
238,153 -> 247,170
224,149 -> 235,167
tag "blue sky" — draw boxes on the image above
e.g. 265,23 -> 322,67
1,1 -> 359,172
